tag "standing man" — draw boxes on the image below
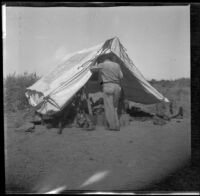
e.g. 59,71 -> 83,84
90,54 -> 123,131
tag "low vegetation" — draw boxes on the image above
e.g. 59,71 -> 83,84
4,72 -> 40,112
148,78 -> 190,117
3,72 -> 190,118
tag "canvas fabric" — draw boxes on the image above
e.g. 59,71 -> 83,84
26,37 -> 169,115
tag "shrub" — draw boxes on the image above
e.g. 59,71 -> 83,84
4,72 -> 40,112
147,78 -> 190,118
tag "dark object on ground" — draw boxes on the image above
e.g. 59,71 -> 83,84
35,99 -> 77,133
153,116 -> 167,126
15,122 -> 35,133
132,116 -> 153,122
126,106 -> 154,122
171,106 -> 184,119
156,114 -> 171,121
127,106 -> 154,118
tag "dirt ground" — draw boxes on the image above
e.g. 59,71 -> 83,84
5,114 -> 191,193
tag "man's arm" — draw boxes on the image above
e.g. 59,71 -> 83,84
118,64 -> 123,79
90,62 -> 102,72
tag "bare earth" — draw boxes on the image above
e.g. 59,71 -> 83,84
5,117 -> 190,193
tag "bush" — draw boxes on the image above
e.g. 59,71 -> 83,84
4,72 -> 40,112
146,78 -> 190,118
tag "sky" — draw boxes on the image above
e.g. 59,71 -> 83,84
3,5 -> 190,80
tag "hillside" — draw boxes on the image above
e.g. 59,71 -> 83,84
147,78 -> 190,118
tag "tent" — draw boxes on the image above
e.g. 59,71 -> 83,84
25,37 -> 169,115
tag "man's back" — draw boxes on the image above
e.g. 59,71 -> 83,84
98,60 -> 123,83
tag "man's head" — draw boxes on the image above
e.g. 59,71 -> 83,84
96,53 -> 118,64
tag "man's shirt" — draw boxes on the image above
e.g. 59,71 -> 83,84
94,59 -> 123,84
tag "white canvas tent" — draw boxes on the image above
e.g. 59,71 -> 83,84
25,37 -> 169,115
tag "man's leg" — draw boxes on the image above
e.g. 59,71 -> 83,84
113,85 -> 121,130
103,90 -> 116,130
